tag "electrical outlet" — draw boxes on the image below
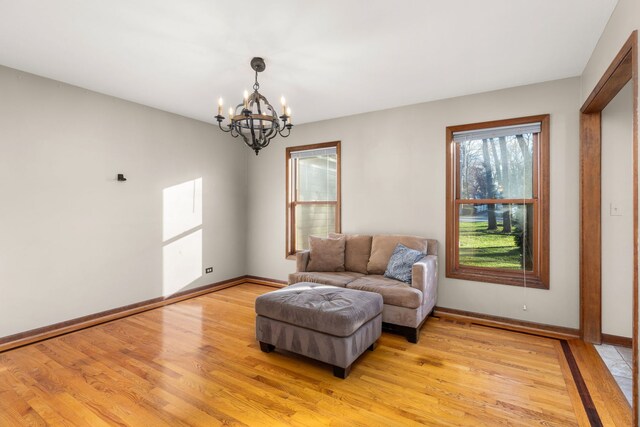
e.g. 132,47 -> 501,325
610,203 -> 622,216
205,267 -> 213,274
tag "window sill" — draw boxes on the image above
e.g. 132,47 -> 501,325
446,268 -> 548,289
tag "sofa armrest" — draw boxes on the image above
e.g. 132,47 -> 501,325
411,255 -> 438,303
296,250 -> 310,272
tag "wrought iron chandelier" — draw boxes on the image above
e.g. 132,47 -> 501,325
215,57 -> 293,155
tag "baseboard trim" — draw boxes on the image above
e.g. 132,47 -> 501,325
244,275 -> 287,288
601,333 -> 633,348
434,307 -> 580,340
0,275 -> 247,353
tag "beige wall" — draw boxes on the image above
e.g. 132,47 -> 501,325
601,82 -> 634,338
247,77 -> 581,329
0,65 -> 248,338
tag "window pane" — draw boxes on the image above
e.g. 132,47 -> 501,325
296,154 -> 337,201
459,134 -> 533,200
459,203 -> 533,270
295,204 -> 336,251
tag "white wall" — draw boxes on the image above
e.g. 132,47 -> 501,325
0,65 -> 248,338
601,82 -> 634,338
247,77 -> 581,329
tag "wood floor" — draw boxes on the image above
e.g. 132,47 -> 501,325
0,283 -> 632,426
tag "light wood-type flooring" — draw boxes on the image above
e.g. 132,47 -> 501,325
0,283 -> 632,426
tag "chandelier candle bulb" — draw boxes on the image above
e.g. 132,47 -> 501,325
217,97 -> 223,116
286,107 -> 292,123
280,96 -> 286,115
228,107 -> 234,121
243,90 -> 249,109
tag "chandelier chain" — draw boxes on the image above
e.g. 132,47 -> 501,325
253,70 -> 259,91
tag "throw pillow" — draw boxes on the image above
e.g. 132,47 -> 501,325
384,244 -> 424,283
367,235 -> 428,274
307,235 -> 346,272
329,233 -> 373,274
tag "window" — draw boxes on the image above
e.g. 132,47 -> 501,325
446,115 -> 549,288
286,141 -> 341,257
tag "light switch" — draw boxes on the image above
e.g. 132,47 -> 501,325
610,203 -> 622,216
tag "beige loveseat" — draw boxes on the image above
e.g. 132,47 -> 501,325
289,234 -> 438,343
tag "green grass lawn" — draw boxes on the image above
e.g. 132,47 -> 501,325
459,221 -> 521,269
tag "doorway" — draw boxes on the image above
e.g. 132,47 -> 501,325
580,30 -> 638,422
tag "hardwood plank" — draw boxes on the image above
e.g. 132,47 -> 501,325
0,276 -> 248,353
569,340 -> 632,426
554,340 -> 592,426
0,284 -> 630,426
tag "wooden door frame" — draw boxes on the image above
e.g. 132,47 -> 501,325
580,30 -> 638,420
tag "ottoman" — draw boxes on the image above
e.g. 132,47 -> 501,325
255,283 -> 383,378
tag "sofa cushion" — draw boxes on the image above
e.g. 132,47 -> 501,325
367,235 -> 427,274
346,275 -> 423,309
288,271 -> 364,287
384,244 -> 424,283
329,233 -> 373,274
307,235 -> 346,272
255,283 -> 383,337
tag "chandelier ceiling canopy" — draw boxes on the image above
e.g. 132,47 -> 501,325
215,57 -> 293,155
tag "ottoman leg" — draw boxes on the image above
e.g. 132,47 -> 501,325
368,342 -> 376,351
333,365 -> 351,379
259,342 -> 275,353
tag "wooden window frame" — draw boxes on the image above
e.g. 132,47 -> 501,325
445,115 -> 550,289
286,141 -> 341,259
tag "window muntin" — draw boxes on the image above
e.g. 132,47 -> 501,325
286,142 -> 341,256
446,116 -> 549,289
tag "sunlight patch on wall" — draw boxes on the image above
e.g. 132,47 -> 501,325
162,177 -> 203,297
163,229 -> 202,296
163,178 -> 203,241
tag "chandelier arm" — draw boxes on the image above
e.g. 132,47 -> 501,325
217,121 -> 232,133
278,126 -> 292,138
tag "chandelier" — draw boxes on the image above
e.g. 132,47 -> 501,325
215,57 -> 293,155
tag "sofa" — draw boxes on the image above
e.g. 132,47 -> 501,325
289,234 -> 438,342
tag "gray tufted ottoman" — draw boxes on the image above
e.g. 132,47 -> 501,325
255,282 -> 383,378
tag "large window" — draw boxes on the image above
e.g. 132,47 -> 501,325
286,141 -> 341,257
446,115 -> 549,288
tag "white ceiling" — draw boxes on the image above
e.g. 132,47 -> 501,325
0,0 -> 618,125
